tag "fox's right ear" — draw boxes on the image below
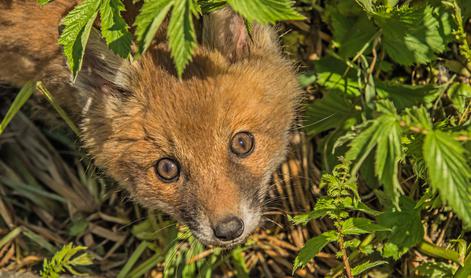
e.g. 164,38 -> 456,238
202,7 -> 279,62
71,29 -> 134,97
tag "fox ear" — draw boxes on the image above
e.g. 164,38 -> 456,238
202,8 -> 280,62
202,8 -> 249,62
72,29 -> 133,97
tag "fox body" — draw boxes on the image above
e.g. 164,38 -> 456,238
0,0 -> 302,247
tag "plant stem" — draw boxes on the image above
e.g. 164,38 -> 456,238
36,81 -> 80,136
338,234 -> 354,278
417,241 -> 461,264
454,252 -> 471,278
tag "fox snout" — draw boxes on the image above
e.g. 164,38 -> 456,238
213,215 -> 244,241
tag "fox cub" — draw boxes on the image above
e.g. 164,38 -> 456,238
0,0 -> 302,247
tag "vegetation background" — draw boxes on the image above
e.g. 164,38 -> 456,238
0,0 -> 470,277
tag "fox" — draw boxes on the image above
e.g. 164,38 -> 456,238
0,0 -> 302,247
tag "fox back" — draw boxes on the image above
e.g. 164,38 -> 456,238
0,0 -> 302,247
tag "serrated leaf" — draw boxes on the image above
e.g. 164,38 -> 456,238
58,0 -> 101,80
293,231 -> 338,272
376,82 -> 442,110
351,260 -> 388,276
375,113 -> 403,207
304,91 -> 358,137
375,5 -> 452,65
327,3 -> 379,58
377,197 -> 424,253
448,83 -> 471,114
168,0 -> 197,77
100,0 -> 132,58
341,217 -> 390,235
423,130 -> 471,226
290,209 -> 330,225
135,0 -> 174,54
227,0 -> 305,24
345,109 -> 404,207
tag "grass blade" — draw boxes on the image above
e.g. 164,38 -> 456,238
0,81 -> 35,135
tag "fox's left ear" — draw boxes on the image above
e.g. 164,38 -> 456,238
202,7 -> 280,62
71,29 -> 134,98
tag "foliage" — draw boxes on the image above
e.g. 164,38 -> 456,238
1,0 -> 471,277
294,0 -> 471,276
40,243 -> 93,278
42,0 -> 304,78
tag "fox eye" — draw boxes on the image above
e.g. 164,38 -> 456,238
230,131 -> 255,157
155,158 -> 180,183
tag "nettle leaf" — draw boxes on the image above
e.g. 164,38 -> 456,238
376,82 -> 442,110
100,0 -> 132,58
59,0 -> 101,80
341,217 -> 390,235
226,0 -> 304,24
374,5 -> 452,65
374,112 -> 403,207
135,0 -> 174,54
327,3 -> 379,58
293,231 -> 338,272
448,83 -> 471,114
424,130 -> 471,226
317,72 -> 362,96
290,209 -> 330,225
345,110 -> 404,207
168,0 -> 197,77
377,197 -> 424,256
199,0 -> 226,13
304,91 -> 358,137
351,260 -> 388,276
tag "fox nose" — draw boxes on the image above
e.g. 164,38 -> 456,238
213,216 -> 244,241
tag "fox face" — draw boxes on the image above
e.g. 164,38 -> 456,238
71,10 -> 301,247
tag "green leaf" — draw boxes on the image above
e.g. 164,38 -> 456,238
374,111 -> 403,207
327,4 -> 379,58
341,217 -> 390,235
0,81 -> 35,135
375,5 -> 452,65
168,0 -> 197,77
376,82 -> 442,110
293,231 -> 338,272
351,260 -> 388,276
58,0 -> 101,80
423,130 -> 471,226
226,0 -> 305,24
377,197 -> 424,252
304,91 -> 358,137
38,0 -> 54,5
448,83 -> 471,114
290,209 -> 330,225
415,262 -> 455,278
135,0 -> 174,54
100,0 -> 132,58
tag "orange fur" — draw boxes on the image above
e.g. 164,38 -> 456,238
0,1 -> 303,246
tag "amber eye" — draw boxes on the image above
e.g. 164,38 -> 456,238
155,158 -> 180,182
230,131 -> 255,157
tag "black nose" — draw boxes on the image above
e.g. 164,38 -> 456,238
213,216 -> 244,241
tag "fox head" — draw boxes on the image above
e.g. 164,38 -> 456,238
74,8 -> 302,247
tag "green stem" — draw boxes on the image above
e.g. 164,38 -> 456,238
454,252 -> 471,278
36,81 -> 80,136
417,241 -> 461,264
